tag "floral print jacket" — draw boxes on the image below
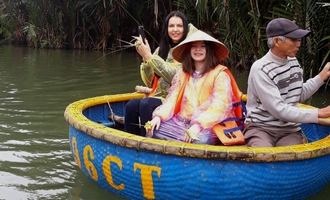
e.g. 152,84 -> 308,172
153,65 -> 234,130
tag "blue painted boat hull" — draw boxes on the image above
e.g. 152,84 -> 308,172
65,93 -> 330,200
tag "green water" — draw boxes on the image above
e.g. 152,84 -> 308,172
0,45 -> 329,200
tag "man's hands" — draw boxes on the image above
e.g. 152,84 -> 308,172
318,105 -> 330,126
319,62 -> 330,82
318,106 -> 330,118
317,62 -> 330,125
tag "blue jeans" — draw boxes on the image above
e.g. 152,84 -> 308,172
124,97 -> 162,136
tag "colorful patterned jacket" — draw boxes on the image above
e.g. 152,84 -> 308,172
153,65 -> 243,130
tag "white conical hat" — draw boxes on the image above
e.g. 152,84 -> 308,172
172,30 -> 229,62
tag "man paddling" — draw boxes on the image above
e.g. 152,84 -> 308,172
244,18 -> 330,147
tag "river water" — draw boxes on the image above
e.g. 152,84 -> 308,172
0,45 -> 329,200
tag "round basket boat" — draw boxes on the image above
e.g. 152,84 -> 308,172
64,93 -> 330,200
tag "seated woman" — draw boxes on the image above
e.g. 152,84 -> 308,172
147,30 -> 241,145
124,11 -> 197,136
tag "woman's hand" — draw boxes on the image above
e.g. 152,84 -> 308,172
319,62 -> 330,82
184,124 -> 201,143
145,116 -> 161,138
134,35 -> 152,61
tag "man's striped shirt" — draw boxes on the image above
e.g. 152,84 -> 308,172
245,50 -> 323,132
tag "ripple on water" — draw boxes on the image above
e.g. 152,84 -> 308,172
0,186 -> 35,200
0,172 -> 69,200
0,151 -> 30,163
3,140 -> 31,145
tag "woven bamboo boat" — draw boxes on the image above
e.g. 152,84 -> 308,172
64,93 -> 330,200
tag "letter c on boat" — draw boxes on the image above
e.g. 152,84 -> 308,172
102,155 -> 125,190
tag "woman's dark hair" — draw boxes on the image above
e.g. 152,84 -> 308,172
181,41 -> 222,75
158,11 -> 189,60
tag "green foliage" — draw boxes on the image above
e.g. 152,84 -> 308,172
22,22 -> 37,47
174,0 -> 329,76
75,0 -> 128,50
0,13 -> 11,40
270,0 -> 330,79
175,0 -> 280,69
1,0 -> 329,79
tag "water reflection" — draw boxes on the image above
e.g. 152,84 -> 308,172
0,45 -> 329,200
0,45 -> 136,200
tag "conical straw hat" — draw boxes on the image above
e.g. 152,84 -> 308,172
172,30 -> 229,62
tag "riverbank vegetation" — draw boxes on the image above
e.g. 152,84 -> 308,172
0,0 -> 329,77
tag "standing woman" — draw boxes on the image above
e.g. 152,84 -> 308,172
147,30 -> 242,145
124,11 -> 197,136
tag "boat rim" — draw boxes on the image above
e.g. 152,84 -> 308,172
64,93 -> 330,162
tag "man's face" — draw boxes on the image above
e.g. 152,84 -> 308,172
276,37 -> 301,58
